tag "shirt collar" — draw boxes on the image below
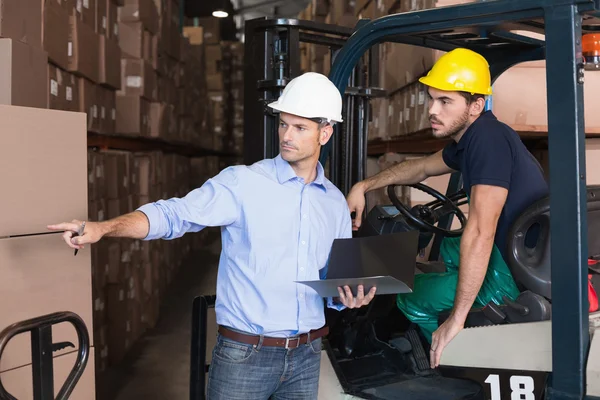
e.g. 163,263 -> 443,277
274,154 -> 327,190
456,110 -> 496,150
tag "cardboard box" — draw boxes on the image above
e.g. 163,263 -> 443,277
0,233 -> 93,372
107,198 -> 123,220
119,0 -> 159,34
0,106 -> 86,235
183,26 -> 203,45
116,94 -> 150,136
0,39 -> 48,109
167,21 -> 181,61
0,351 -> 96,397
143,29 -> 157,66
106,282 -> 132,365
492,64 -> 600,132
108,0 -> 119,39
207,72 -> 223,91
98,85 -> 116,134
166,78 -> 178,106
0,0 -> 43,49
43,0 -> 70,70
81,0 -> 96,29
79,77 -> 101,133
88,149 -> 106,200
149,102 -> 168,138
195,16 -> 220,44
48,63 -> 68,111
99,35 -> 122,89
204,44 -> 221,75
96,0 -> 108,36
68,13 -> 100,83
119,58 -> 157,101
103,151 -> 124,198
119,21 -> 155,65
379,43 -> 443,91
65,71 -> 80,112
135,155 -> 151,195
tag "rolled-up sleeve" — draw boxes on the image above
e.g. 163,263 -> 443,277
137,167 -> 241,241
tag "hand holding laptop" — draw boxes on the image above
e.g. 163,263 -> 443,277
336,284 -> 377,309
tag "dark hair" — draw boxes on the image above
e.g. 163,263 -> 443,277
308,117 -> 333,128
458,92 -> 486,105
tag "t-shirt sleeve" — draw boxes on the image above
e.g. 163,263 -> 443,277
442,142 -> 460,171
466,130 -> 513,189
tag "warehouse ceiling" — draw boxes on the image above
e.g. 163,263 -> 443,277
184,0 -> 310,39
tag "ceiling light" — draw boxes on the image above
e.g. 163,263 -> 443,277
213,10 -> 229,18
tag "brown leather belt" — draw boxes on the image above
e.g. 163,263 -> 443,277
218,325 -> 329,349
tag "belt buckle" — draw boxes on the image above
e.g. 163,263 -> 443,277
284,336 -> 300,349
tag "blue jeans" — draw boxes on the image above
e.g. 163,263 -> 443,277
207,332 -> 322,399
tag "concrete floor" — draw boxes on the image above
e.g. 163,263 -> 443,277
97,232 -> 222,400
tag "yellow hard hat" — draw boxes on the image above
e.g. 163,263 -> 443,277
419,48 -> 492,95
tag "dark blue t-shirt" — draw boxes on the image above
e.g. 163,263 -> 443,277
442,111 -> 549,262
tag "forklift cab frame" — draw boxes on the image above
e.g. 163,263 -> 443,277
323,1 -> 599,398
318,1 -> 599,398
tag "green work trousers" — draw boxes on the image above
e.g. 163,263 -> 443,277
396,235 -> 521,342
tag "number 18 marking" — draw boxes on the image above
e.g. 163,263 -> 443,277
485,374 -> 535,400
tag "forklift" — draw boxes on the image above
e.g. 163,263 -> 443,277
2,0 -> 600,399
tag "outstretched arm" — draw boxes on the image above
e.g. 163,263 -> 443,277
48,168 -> 241,249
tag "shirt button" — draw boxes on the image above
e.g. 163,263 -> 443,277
302,241 -> 306,245
303,214 -> 307,219
299,320 -> 303,324
299,293 -> 304,298
300,267 -> 304,271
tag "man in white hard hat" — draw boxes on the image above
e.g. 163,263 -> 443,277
47,72 -> 376,399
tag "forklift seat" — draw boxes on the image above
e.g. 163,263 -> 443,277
506,185 -> 600,300
446,185 -> 600,327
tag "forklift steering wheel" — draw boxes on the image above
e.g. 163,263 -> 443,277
387,183 -> 467,237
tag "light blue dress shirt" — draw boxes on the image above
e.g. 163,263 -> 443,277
137,154 -> 352,337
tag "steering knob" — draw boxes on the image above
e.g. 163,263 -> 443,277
416,205 -> 432,219
386,183 -> 467,237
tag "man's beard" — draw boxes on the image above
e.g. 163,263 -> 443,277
431,108 -> 470,139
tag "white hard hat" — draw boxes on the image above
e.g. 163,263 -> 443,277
268,72 -> 343,123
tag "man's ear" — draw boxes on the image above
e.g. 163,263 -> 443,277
319,124 -> 334,145
470,97 -> 485,116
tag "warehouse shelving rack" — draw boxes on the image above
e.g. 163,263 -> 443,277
87,132 -> 241,158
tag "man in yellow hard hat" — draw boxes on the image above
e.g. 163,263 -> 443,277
346,48 -> 549,367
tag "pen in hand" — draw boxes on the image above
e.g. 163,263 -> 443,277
73,221 -> 86,256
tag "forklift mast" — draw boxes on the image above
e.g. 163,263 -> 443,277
243,1 -> 600,398
242,18 -> 388,195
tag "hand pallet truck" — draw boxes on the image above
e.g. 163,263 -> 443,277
0,312 -> 90,400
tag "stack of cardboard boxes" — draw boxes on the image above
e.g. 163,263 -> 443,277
27,0 -> 228,149
87,148 -> 223,372
181,22 -> 214,149
297,0 -> 600,142
0,105 -> 96,397
43,0 -> 122,133
222,41 -> 245,155
183,19 -> 245,155
117,0 -> 175,141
